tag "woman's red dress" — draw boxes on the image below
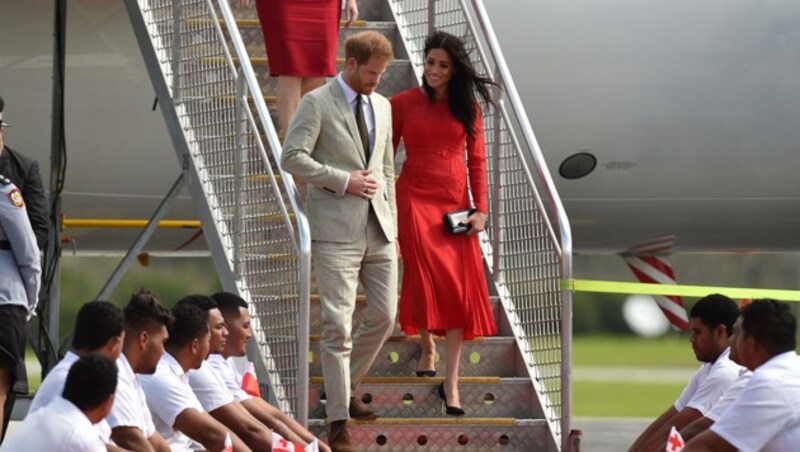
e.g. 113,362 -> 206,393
255,0 -> 341,77
391,88 -> 497,340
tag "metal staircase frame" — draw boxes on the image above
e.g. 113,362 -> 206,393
125,0 -> 572,448
386,0 -> 574,448
124,0 -> 312,423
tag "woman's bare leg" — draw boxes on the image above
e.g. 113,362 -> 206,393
418,328 -> 436,372
276,76 -> 302,133
443,329 -> 463,407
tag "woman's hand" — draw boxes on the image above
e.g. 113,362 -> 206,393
464,211 -> 487,235
345,0 -> 359,27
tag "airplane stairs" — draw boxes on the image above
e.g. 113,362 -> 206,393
124,0 -> 572,450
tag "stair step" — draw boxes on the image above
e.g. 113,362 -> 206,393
187,18 -> 370,28
307,418 -> 553,452
309,335 -> 519,378
200,57 -> 414,97
308,377 -> 536,419
307,296 -> 505,338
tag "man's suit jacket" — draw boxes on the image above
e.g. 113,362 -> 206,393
280,79 -> 397,243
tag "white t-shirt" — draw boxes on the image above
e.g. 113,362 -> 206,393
188,361 -> 235,412
706,368 -> 752,422
673,347 -> 741,416
711,351 -> 800,451
206,354 -> 253,402
107,354 -> 157,437
29,351 -> 113,442
140,352 -> 204,451
0,397 -> 106,452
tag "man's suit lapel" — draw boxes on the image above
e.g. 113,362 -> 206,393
329,81 -> 367,167
366,93 -> 382,168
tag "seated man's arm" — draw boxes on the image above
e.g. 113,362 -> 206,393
106,444 -> 131,452
241,397 -> 321,448
208,402 -> 271,450
174,408 -> 252,452
683,430 -> 736,452
111,427 -> 154,452
641,406 -> 703,452
629,406 -> 676,451
654,415 -> 714,451
679,416 -> 714,443
147,432 -> 170,452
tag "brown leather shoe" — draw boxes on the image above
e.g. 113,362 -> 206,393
328,420 -> 355,452
349,396 -> 378,420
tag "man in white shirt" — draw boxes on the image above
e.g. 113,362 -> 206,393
686,299 -> 800,451
181,295 -> 275,451
140,302 -> 251,452
108,289 -> 173,451
210,292 -> 330,451
1,354 -> 117,452
660,332 -> 753,447
28,301 -> 124,447
630,294 -> 742,452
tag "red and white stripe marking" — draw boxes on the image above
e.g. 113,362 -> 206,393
622,235 -> 689,331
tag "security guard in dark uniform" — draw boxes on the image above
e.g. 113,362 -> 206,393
0,174 -> 40,441
0,95 -> 48,250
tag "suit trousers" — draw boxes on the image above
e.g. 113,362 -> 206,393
312,209 -> 398,421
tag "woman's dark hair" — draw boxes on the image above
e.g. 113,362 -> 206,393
422,30 -> 496,138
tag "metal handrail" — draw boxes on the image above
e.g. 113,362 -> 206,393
468,2 -> 574,447
469,2 -> 574,447
214,0 -> 313,425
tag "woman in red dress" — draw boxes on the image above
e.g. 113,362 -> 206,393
254,0 -> 358,132
391,31 -> 497,415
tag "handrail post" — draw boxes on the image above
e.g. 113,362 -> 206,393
233,68 -> 246,280
171,0 -> 183,100
427,0 -> 436,34
491,92 -> 504,282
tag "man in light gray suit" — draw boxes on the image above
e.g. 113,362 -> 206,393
280,31 -> 397,452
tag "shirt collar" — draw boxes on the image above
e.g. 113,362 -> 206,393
337,73 -> 366,108
162,352 -> 186,377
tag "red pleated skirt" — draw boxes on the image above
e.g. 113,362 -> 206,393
397,159 -> 497,340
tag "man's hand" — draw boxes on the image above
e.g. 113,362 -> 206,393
464,211 -> 487,235
346,170 -> 377,200
344,0 -> 359,27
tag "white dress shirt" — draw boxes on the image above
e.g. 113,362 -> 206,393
188,360 -> 235,412
29,351 -> 113,443
673,347 -> 741,416
0,397 -> 106,452
107,353 -> 157,437
206,354 -> 253,402
336,73 -> 376,194
140,352 -> 204,451
711,351 -> 800,451
705,367 -> 752,421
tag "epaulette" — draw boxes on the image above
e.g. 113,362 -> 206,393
0,174 -> 9,185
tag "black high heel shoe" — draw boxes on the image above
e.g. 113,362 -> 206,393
436,383 -> 465,416
415,369 -> 437,377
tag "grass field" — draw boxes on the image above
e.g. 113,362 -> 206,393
572,334 -> 697,418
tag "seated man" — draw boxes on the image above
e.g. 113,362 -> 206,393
668,356 -> 752,445
1,354 -> 117,451
29,300 -> 124,446
179,295 -> 275,451
630,294 -> 741,451
210,291 -> 329,451
108,289 -> 173,452
685,299 -> 800,451
140,302 -> 251,452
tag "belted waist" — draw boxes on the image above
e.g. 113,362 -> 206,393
0,240 -> 10,251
